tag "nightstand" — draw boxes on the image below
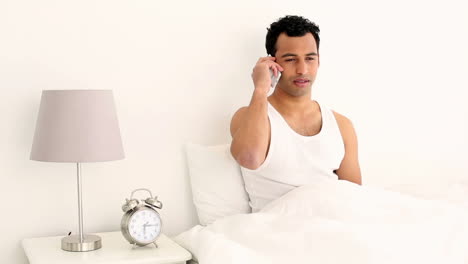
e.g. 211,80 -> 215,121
22,231 -> 192,264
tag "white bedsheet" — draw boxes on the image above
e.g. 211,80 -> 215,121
175,179 -> 468,264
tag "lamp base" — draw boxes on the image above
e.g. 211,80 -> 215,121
61,234 -> 102,252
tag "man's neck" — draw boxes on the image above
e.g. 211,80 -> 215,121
268,88 -> 315,116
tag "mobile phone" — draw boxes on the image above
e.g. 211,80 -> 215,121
270,69 -> 281,88
268,55 -> 281,88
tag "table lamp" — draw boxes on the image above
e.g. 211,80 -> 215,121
30,90 -> 124,252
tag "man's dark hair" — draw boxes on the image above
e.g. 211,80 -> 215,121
266,15 -> 320,56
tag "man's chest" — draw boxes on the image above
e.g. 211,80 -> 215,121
283,114 -> 323,137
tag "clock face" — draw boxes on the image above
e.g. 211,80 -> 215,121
128,208 -> 162,244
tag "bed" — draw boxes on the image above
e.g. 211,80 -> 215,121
174,143 -> 468,264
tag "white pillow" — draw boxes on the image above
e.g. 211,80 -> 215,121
185,143 -> 251,226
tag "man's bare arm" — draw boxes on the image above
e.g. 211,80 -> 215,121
230,57 -> 283,169
230,92 -> 269,169
333,112 -> 362,185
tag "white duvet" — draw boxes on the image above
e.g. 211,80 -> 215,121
175,179 -> 468,264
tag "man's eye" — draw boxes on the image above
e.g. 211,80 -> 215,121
285,59 -> 295,62
306,57 -> 315,60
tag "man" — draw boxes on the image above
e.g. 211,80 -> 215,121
230,15 -> 362,212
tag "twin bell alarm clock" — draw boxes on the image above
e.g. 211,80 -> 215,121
121,188 -> 163,247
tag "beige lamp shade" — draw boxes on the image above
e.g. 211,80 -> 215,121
30,90 -> 125,162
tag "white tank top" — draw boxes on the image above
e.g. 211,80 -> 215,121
241,101 -> 345,212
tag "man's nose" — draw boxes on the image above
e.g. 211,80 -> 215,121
296,61 -> 308,75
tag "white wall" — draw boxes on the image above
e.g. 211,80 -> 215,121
1,0 -> 467,263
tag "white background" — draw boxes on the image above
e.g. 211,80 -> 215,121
1,0 -> 467,263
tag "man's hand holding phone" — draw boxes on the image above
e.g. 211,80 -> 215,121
251,56 -> 283,94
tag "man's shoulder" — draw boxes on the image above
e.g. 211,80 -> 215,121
331,110 -> 357,139
231,106 -> 249,123
230,106 -> 249,137
233,106 -> 249,116
331,110 -> 352,126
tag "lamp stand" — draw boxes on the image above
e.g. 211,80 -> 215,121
61,163 -> 102,252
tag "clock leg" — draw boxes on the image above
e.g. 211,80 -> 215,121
153,242 -> 158,248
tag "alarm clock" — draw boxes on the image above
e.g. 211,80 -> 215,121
121,188 -> 163,248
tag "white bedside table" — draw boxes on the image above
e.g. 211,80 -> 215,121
22,231 -> 192,264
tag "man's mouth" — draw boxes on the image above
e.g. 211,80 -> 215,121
293,78 -> 310,87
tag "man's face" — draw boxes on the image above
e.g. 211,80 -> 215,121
274,32 -> 319,97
